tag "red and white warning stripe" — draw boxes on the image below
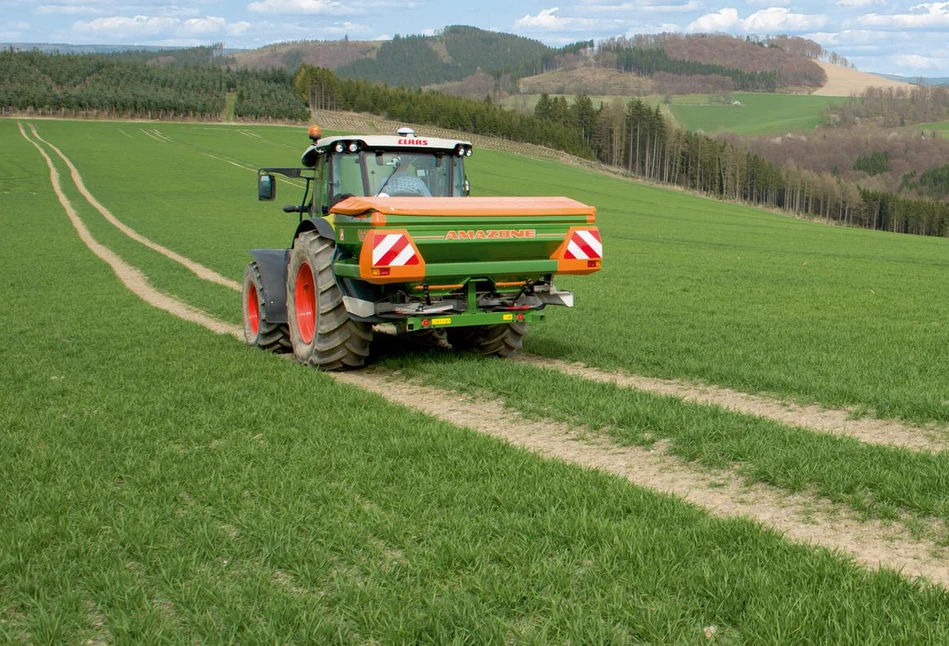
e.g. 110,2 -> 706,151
563,229 -> 602,260
372,233 -> 420,266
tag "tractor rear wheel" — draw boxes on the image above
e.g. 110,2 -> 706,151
287,231 -> 372,370
463,323 -> 528,358
242,261 -> 290,352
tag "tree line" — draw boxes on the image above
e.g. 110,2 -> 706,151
334,27 -> 591,90
294,65 -> 596,157
825,85 -> 949,128
597,42 -> 778,92
600,34 -> 826,90
0,50 -> 307,121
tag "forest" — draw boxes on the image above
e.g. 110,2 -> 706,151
0,50 -> 307,121
596,43 -> 778,92
595,35 -> 825,92
334,27 -> 591,89
825,85 -> 949,127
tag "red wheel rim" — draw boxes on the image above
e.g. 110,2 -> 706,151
295,262 -> 316,344
247,283 -> 260,336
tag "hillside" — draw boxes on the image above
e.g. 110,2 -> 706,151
516,67 -> 653,96
812,61 -> 915,96
228,30 -> 831,97
334,26 -> 560,87
228,40 -> 377,71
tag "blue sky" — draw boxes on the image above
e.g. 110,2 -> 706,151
1,0 -> 946,76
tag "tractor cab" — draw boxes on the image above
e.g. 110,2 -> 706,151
258,126 -> 473,219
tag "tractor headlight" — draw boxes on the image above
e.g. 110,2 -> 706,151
334,142 -> 344,153
348,142 -> 359,153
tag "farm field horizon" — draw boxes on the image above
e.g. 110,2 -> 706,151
4,117 -> 949,643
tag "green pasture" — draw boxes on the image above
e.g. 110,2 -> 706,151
666,93 -> 847,135
914,120 -> 949,136
5,118 -> 949,642
502,92 -> 846,135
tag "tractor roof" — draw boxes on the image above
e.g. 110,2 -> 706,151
314,135 -> 472,152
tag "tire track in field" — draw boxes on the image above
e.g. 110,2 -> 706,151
29,124 -> 240,292
19,122 -> 241,339
25,117 -> 949,585
337,369 -> 949,587
516,354 -> 949,454
30,121 -> 947,454
142,127 -> 304,188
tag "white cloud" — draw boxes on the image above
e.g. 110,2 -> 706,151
585,2 -> 634,10
513,7 -> 607,31
515,7 -> 569,29
835,0 -> 885,7
687,6 -> 825,32
34,5 -> 105,15
179,17 -> 227,36
854,2 -> 949,28
320,21 -> 372,36
743,7 -> 826,30
227,21 -> 252,35
627,22 -> 684,35
893,53 -> 943,70
687,7 -> 740,31
247,0 -> 354,16
70,14 -> 251,41
73,15 -> 178,37
641,1 -> 703,13
565,0 -> 703,14
158,5 -> 201,18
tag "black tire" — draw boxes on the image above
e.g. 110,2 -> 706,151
242,261 -> 290,352
456,323 -> 527,358
287,231 -> 372,370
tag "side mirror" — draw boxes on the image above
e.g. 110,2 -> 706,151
464,179 -> 470,197
258,174 -> 275,201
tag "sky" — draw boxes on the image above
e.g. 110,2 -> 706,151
1,0 -> 946,77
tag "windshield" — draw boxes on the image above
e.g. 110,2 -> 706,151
329,150 -> 465,199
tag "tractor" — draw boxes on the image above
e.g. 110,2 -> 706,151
244,125 -> 602,370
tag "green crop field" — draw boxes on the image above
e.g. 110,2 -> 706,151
666,93 -> 848,135
915,120 -> 949,136
502,92 -> 847,135
4,118 -> 949,643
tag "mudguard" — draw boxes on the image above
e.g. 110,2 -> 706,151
249,248 -> 290,324
293,217 -> 335,241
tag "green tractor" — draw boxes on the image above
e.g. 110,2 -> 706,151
244,125 -> 602,370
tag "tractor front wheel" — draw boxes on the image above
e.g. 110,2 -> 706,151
242,261 -> 290,352
287,231 -> 372,370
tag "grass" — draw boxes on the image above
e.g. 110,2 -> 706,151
6,119 -> 949,641
382,351 -> 949,523
19,119 -> 949,424
501,92 -> 847,135
468,148 -> 949,424
9,132 -> 949,644
666,93 -> 848,135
